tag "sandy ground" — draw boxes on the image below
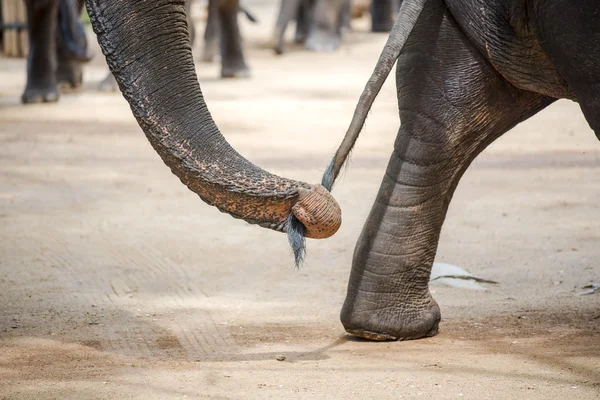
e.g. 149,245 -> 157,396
1,4 -> 599,399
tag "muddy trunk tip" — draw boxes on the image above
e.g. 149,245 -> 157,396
287,183 -> 341,267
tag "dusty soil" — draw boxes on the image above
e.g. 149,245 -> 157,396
1,4 -> 599,399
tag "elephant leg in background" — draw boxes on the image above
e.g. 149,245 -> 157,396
294,0 -> 311,43
22,0 -> 60,104
98,70 -> 118,92
201,0 -> 220,62
305,0 -> 344,52
370,0 -> 399,32
273,0 -> 301,55
186,0 -> 196,46
340,0 -> 554,340
56,0 -> 91,90
218,0 -> 250,78
340,0 -> 351,33
273,0 -> 348,54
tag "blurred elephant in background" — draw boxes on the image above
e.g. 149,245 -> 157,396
99,0 -> 252,91
273,0 -> 351,54
370,0 -> 400,32
197,0 -> 254,78
272,0 -> 397,54
21,0 -> 92,104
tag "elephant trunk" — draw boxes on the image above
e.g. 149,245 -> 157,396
85,0 -> 341,252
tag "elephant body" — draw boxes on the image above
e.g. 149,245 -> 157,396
273,0 -> 351,54
326,0 -> 599,340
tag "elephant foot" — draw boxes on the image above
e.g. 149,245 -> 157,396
221,60 -> 251,78
98,72 -> 119,92
56,60 -> 83,91
274,39 -> 286,55
294,30 -> 306,44
272,31 -> 285,55
21,86 -> 60,104
304,30 -> 341,52
341,292 -> 441,341
201,38 -> 219,63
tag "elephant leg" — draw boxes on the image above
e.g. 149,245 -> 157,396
55,0 -> 94,90
98,71 -> 118,92
22,0 -> 60,104
341,0 -> 554,340
56,0 -> 91,63
305,0 -> 343,52
370,0 -> 398,32
56,0 -> 93,90
340,0 -> 351,33
56,60 -> 83,90
185,0 -> 196,46
201,0 -> 220,62
218,0 -> 250,78
294,0 -> 311,43
273,0 -> 301,55
530,0 -> 600,140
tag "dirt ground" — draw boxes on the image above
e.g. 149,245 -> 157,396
1,4 -> 599,399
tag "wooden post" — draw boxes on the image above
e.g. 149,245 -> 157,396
1,0 -> 28,57
2,0 -> 14,56
16,0 -> 27,57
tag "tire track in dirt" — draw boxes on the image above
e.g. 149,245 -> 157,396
17,221 -> 237,360
25,233 -> 152,358
0,231 -> 121,352
97,226 -> 237,357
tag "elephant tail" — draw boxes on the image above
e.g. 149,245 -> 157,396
321,0 -> 428,191
240,5 -> 258,23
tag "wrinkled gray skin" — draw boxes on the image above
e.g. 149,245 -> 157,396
99,0 -> 197,92
324,0 -> 599,341
274,0 -> 351,54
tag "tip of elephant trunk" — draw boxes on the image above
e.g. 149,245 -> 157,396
293,184 -> 342,239
286,184 -> 342,267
